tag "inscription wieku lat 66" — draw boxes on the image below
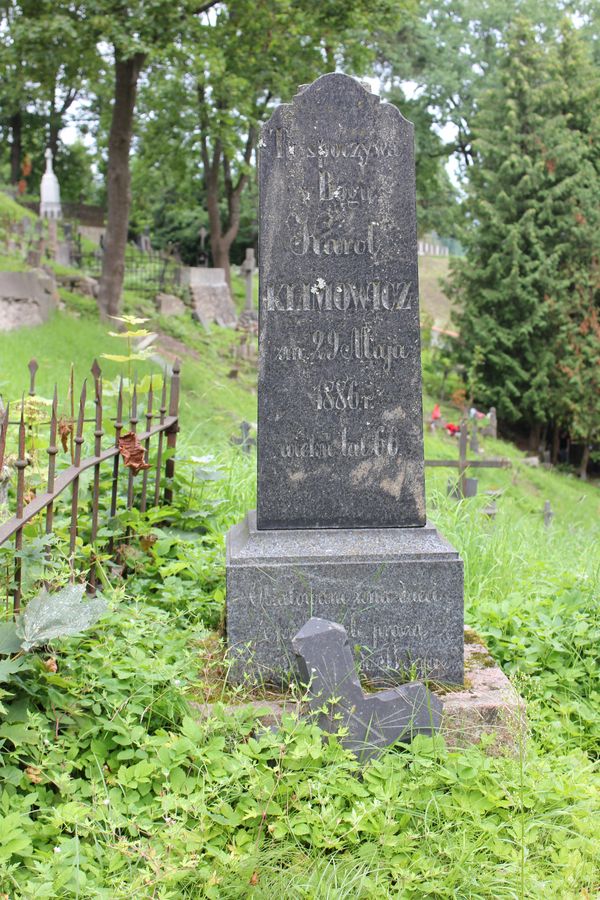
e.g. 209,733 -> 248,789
278,424 -> 403,460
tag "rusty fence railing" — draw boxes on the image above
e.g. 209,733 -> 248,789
0,358 -> 181,614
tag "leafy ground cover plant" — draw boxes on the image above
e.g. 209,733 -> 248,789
0,445 -> 598,897
0,274 -> 599,895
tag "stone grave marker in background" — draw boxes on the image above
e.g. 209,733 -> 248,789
0,271 -> 57,331
26,238 -> 44,268
239,248 -> 257,323
227,74 -> 464,687
469,418 -> 479,453
156,291 -> 186,317
187,267 -> 237,328
482,407 -> 497,438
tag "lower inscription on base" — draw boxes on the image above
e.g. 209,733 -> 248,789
227,562 -> 463,686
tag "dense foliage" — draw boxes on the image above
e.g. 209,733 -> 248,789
448,22 -> 600,468
1,450 -> 599,897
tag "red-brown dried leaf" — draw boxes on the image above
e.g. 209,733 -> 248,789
140,533 -> 157,553
58,417 -> 73,453
118,431 -> 151,475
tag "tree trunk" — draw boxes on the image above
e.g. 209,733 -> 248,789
211,237 -> 233,284
528,422 -> 542,452
10,112 -> 22,185
97,51 -> 145,318
49,117 -> 60,160
551,425 -> 560,465
578,442 -> 590,480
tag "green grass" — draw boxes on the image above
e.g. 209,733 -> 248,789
0,249 -> 599,898
0,190 -> 37,221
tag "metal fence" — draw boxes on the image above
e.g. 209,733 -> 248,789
0,358 -> 181,612
78,245 -> 184,296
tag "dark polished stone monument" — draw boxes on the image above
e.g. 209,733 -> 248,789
227,74 -> 464,686
257,74 -> 424,529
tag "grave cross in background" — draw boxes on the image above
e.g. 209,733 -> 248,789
240,248 -> 256,317
425,420 -> 510,498
231,420 -> 256,454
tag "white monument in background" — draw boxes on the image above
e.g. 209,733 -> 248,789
40,148 -> 62,219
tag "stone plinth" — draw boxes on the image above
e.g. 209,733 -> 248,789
226,510 -> 463,686
0,271 -> 57,331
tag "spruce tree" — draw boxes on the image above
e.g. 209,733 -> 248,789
449,21 -> 563,444
537,26 -> 600,476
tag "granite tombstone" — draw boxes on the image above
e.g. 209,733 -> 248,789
257,74 -> 424,529
227,74 -> 464,687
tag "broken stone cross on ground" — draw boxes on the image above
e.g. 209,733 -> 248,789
293,618 -> 442,762
226,73 -> 465,694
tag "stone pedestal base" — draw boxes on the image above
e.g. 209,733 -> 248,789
193,631 -> 526,757
226,511 -> 464,686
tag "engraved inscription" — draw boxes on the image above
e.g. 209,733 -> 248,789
275,328 -> 409,373
311,328 -> 409,372
245,585 -> 440,611
287,213 -> 380,259
369,649 -> 445,676
257,74 -> 426,528
263,281 -> 412,313
273,128 -> 401,166
318,171 -> 376,206
314,379 -> 375,412
278,425 -> 401,459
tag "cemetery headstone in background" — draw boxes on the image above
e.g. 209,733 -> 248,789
0,270 -> 57,331
187,267 -> 237,328
227,74 -> 464,686
156,292 -> 186,317
481,407 -> 497,438
239,248 -> 258,325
